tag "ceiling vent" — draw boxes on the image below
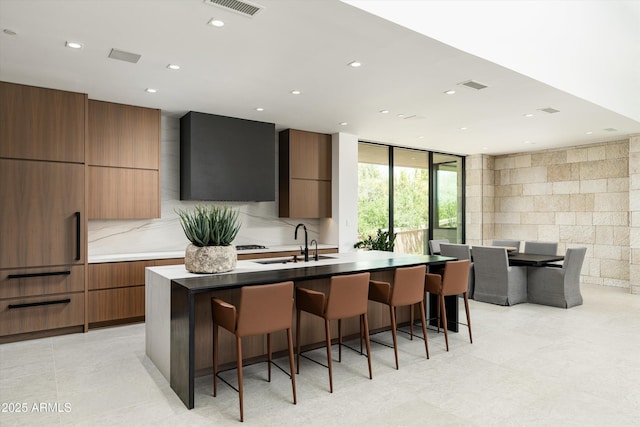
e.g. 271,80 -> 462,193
603,127 -> 618,132
204,0 -> 264,17
538,107 -> 560,114
108,48 -> 141,64
458,80 -> 488,90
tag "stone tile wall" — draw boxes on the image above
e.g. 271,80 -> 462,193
490,139 -> 630,289
629,135 -> 640,294
465,154 -> 494,246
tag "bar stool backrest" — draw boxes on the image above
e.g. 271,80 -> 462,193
390,265 -> 427,306
325,272 -> 371,320
237,281 -> 294,336
442,260 -> 471,296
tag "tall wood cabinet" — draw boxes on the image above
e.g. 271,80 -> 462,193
279,129 -> 332,218
87,100 -> 160,219
0,82 -> 87,342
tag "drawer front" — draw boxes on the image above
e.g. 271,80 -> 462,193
0,292 -> 84,336
88,261 -> 148,290
0,265 -> 84,299
88,286 -> 145,323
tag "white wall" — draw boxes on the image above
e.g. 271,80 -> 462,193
88,114 -> 320,256
320,132 -> 359,252
343,0 -> 640,123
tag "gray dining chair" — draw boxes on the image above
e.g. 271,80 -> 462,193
439,243 -> 475,298
526,247 -> 587,308
428,239 -> 449,255
491,240 -> 520,252
472,246 -> 527,306
523,241 -> 558,256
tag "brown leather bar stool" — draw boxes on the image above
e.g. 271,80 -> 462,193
295,272 -> 372,393
211,281 -> 296,422
424,260 -> 472,351
368,265 -> 429,369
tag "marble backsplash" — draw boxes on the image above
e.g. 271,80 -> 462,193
88,114 -> 320,256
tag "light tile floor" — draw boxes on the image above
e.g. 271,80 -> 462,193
1,283 -> 639,426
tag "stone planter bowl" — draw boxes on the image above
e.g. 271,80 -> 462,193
185,244 -> 237,273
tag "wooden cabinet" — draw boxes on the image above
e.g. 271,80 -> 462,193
87,100 -> 160,219
87,258 -> 183,327
0,266 -> 85,339
0,265 -> 85,299
0,158 -> 85,269
0,81 -> 86,163
279,129 -> 332,218
0,293 -> 85,338
88,167 -> 159,219
288,129 -> 331,180
88,100 -> 159,169
0,82 -> 87,343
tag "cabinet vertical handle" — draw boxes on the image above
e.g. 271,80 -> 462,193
75,211 -> 81,261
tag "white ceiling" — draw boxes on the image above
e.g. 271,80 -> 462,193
1,0 -> 639,156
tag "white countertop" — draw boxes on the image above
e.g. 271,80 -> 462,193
146,250 -> 422,280
89,244 -> 338,264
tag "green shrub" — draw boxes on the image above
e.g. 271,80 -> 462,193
354,228 -> 396,251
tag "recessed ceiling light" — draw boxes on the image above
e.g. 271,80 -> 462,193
208,18 -> 225,27
255,107 -> 264,111
339,122 -> 348,126
460,127 -> 468,131
348,61 -> 362,67
418,136 -> 424,139
482,147 -> 488,150
397,114 -> 405,118
523,140 -> 536,145
65,41 -> 83,49
167,64 -> 180,70
523,113 -> 534,117
3,29 -> 17,36
585,131 -> 593,135
444,90 -> 456,95
379,109 -> 389,114
145,88 -> 157,93
290,90 -> 301,95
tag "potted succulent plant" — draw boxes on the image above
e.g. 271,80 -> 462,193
176,205 -> 241,273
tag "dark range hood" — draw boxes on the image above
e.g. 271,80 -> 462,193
180,111 -> 276,201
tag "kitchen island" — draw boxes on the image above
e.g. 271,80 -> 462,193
145,251 -> 454,409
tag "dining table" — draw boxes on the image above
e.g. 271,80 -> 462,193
507,252 -> 565,267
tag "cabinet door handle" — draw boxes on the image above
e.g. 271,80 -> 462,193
7,271 -> 71,279
8,298 -> 71,309
75,211 -> 81,261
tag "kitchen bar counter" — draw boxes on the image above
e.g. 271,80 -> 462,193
145,251 -> 454,409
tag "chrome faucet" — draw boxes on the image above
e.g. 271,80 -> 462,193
295,223 -> 309,262
310,239 -> 319,261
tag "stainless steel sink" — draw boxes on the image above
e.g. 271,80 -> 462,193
255,255 -> 335,265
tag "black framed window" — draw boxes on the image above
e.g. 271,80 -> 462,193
357,142 -> 465,254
